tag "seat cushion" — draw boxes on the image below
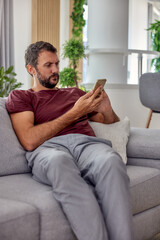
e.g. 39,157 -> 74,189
0,169 -> 160,239
133,204 -> 160,240
127,165 -> 160,215
0,174 -> 76,240
0,198 -> 39,240
0,97 -> 30,176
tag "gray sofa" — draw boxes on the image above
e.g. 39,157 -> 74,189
0,96 -> 160,240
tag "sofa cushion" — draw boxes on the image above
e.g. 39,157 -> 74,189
133,204 -> 160,240
0,174 -> 77,240
1,170 -> 160,240
89,117 -> 130,164
0,97 -> 30,176
0,198 -> 39,240
127,165 -> 160,215
127,127 -> 160,159
1,168 -> 160,236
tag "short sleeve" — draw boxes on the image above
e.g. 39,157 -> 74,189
75,88 -> 86,97
6,90 -> 34,114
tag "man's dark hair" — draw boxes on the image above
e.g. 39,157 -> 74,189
25,41 -> 57,69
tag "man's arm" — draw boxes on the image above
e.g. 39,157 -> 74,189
89,90 -> 120,124
10,87 -> 103,151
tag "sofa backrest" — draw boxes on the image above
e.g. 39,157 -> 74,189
0,97 -> 31,176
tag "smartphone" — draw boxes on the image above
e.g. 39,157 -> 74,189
93,79 -> 107,92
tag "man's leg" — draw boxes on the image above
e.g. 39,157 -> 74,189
76,137 -> 134,240
26,142 -> 108,240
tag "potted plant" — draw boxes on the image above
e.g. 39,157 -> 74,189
59,0 -> 86,88
60,38 -> 85,88
60,67 -> 79,88
147,20 -> 160,72
0,66 -> 23,97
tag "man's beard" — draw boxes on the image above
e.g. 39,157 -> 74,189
36,69 -> 59,89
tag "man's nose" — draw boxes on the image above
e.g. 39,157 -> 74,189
51,64 -> 59,73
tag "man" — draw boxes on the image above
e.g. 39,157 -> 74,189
6,41 -> 134,240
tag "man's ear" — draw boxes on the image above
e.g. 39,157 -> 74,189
26,65 -> 36,76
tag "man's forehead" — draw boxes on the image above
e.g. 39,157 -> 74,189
38,50 -> 59,63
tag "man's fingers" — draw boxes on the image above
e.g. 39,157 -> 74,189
95,91 -> 103,103
92,86 -> 103,99
81,87 -> 102,101
82,90 -> 94,99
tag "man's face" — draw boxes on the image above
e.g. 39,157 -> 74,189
35,51 -> 60,89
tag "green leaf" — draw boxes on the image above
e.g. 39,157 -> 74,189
11,72 -> 17,76
5,66 -> 14,74
147,19 -> 160,71
0,65 -> 23,97
0,66 -> 4,76
4,76 -> 10,82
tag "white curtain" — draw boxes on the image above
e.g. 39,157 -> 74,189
0,0 -> 14,69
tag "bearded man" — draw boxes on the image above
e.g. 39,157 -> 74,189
6,41 -> 134,240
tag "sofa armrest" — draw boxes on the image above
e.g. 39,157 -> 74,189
127,128 -> 160,160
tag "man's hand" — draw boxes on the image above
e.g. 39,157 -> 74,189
73,86 -> 103,117
96,90 -> 112,114
89,90 -> 120,124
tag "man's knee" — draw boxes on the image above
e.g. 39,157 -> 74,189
107,152 -> 125,170
96,151 -> 128,181
106,153 -> 130,184
47,151 -> 73,172
97,150 -> 123,168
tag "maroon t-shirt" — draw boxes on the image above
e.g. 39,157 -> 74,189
6,87 -> 96,137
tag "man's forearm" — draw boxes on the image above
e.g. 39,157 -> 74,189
13,107 -> 82,152
32,108 -> 82,149
102,109 -> 120,124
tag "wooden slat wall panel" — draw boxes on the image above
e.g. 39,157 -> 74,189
32,0 -> 60,54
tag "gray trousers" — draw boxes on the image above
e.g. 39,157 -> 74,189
26,134 -> 134,240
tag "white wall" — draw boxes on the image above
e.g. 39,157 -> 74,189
13,0 -> 32,90
87,0 -> 128,84
128,0 -> 148,50
59,0 -> 69,71
105,86 -> 160,129
88,0 -> 128,49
